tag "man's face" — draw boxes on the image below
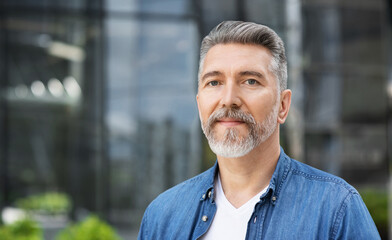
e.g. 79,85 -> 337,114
197,43 -> 280,158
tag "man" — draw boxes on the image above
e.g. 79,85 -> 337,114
138,21 -> 380,239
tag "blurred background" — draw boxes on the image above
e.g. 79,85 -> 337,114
0,0 -> 391,239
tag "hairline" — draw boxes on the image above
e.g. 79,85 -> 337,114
198,42 -> 282,93
197,21 -> 287,93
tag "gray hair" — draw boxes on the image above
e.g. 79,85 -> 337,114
198,21 -> 287,92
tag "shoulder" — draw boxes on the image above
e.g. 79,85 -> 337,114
154,166 -> 213,204
283,158 -> 379,238
280,158 -> 360,219
288,158 -> 357,195
143,165 -> 214,219
138,166 -> 215,239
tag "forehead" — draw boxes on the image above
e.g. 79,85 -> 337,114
201,43 -> 273,76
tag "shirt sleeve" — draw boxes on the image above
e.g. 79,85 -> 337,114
331,191 -> 381,240
137,208 -> 149,240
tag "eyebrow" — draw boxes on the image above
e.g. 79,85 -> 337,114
201,71 -> 223,82
200,70 -> 264,82
238,71 -> 264,79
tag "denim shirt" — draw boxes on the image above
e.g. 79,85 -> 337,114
138,148 -> 380,240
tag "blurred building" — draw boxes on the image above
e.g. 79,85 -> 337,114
0,0 -> 391,239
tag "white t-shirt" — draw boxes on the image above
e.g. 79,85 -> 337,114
200,175 -> 268,240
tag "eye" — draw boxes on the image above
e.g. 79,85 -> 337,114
207,80 -> 219,86
245,79 -> 258,85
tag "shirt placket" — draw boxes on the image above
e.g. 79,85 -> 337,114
194,189 -> 216,240
245,196 -> 272,240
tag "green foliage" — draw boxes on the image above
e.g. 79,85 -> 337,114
56,215 -> 122,240
15,192 -> 71,215
360,188 -> 388,232
0,218 -> 42,240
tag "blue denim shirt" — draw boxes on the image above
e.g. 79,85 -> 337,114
138,148 -> 380,239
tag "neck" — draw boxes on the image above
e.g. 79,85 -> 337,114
216,130 -> 280,208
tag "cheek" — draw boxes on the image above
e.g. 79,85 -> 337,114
246,94 -> 276,119
197,94 -> 218,121
200,106 -> 214,123
197,101 -> 210,123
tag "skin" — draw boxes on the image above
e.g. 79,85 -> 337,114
197,43 -> 292,208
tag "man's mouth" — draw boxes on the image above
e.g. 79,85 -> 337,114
216,118 -> 245,127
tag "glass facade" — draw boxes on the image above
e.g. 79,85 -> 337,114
105,15 -> 200,232
0,1 -> 201,238
1,0 -> 391,239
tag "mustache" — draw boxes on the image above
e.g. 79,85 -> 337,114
206,107 -> 256,128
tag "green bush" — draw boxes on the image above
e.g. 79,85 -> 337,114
0,218 -> 42,240
56,215 -> 122,240
360,188 -> 388,237
15,192 -> 71,215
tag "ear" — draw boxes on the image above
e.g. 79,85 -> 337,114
277,89 -> 292,124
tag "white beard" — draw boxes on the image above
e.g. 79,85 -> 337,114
201,102 -> 279,158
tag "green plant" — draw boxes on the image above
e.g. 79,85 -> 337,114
15,192 -> 71,215
0,218 -> 42,240
56,215 -> 122,240
360,188 -> 388,238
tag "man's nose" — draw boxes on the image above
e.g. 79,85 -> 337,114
220,82 -> 242,108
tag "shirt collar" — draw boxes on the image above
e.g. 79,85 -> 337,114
200,147 -> 291,205
266,147 -> 291,205
200,161 -> 218,202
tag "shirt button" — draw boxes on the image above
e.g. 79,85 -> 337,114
202,215 -> 208,222
202,194 -> 206,199
208,191 -> 212,198
272,196 -> 277,202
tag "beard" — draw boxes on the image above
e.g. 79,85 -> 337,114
201,103 -> 279,158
